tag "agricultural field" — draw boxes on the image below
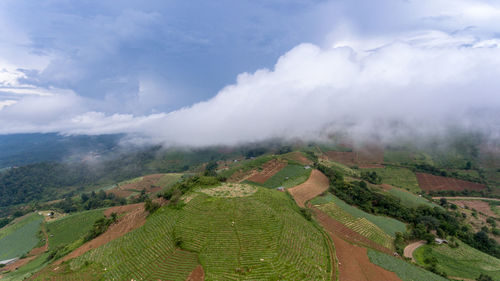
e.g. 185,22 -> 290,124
362,166 -> 420,192
257,164 -> 312,188
316,200 -> 394,249
414,240 -> 500,280
46,209 -> 105,250
416,173 -> 487,192
0,213 -> 43,261
367,249 -> 448,281
246,159 -> 287,183
35,187 -> 331,280
318,158 -> 360,177
156,173 -> 183,191
386,188 -> 438,208
315,194 -> 406,237
280,151 -> 313,165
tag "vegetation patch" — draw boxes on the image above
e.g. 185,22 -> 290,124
387,188 -> 438,208
414,241 -> 500,280
257,164 -> 312,188
0,213 -> 43,260
367,249 -> 448,281
200,183 -> 257,198
362,166 -> 420,192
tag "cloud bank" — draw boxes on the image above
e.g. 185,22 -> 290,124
1,30 -> 500,146
1,0 -> 500,146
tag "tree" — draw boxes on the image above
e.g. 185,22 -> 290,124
439,198 -> 447,207
477,273 -> 493,281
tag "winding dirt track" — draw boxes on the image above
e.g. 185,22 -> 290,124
288,170 -> 401,281
403,240 -> 426,262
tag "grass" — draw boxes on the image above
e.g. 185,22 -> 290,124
362,166 -> 420,192
387,188 -> 439,208
318,159 -> 360,177
317,194 -> 406,237
46,209 -> 105,250
0,213 -> 43,260
367,249 -> 448,281
35,188 -> 331,280
258,164 -> 312,188
1,253 -> 50,280
218,155 -> 275,179
157,173 -> 183,190
414,240 -> 500,280
310,193 -> 335,205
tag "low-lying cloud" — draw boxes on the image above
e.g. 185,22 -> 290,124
1,30 -> 499,146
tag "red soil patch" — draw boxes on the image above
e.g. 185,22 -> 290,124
107,174 -> 165,198
186,265 -> 205,281
288,170 -> 329,208
1,256 -> 37,273
416,173 -> 486,192
312,208 -> 400,281
246,159 -> 287,184
325,149 -> 384,168
56,203 -> 146,265
453,200 -> 497,218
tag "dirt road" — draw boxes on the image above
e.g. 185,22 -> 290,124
403,241 -> 426,262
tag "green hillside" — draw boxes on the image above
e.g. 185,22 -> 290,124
414,240 -> 500,280
0,213 -> 43,260
361,166 -> 420,192
386,188 -> 438,208
35,186 -> 331,280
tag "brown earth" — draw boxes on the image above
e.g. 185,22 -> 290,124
55,203 -> 146,265
246,159 -> 287,184
416,173 -> 486,192
453,200 -> 497,218
186,265 -> 205,281
325,149 -> 384,168
227,169 -> 257,183
287,169 -> 329,207
314,208 -> 400,281
403,240 -> 426,262
107,174 -> 165,198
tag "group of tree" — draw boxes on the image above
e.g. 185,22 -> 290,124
317,163 -> 500,259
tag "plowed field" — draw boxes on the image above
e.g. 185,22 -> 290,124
416,173 -> 486,192
246,159 -> 287,183
287,169 -> 329,207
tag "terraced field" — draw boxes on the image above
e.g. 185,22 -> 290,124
367,249 -> 448,281
34,187 -> 330,280
46,209 -> 105,250
317,195 -> 406,237
316,201 -> 393,249
414,240 -> 500,280
0,213 -> 43,261
250,164 -> 312,189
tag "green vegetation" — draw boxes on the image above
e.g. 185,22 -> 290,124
310,192 -> 335,205
1,253 -> 50,281
318,200 -> 394,249
257,164 -> 312,188
218,155 -> 275,179
367,249 -> 448,281
0,213 -> 43,260
319,194 -> 406,237
319,159 -> 360,177
362,166 -> 420,192
46,209 -> 105,250
36,188 -> 330,280
414,241 -> 500,280
387,188 -> 438,208
157,173 -> 183,190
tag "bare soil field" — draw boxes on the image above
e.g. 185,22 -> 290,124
186,265 -> 205,281
453,200 -> 497,218
56,203 -> 146,264
416,173 -> 486,192
325,149 -> 384,168
108,174 -> 165,198
288,170 -> 329,207
246,159 -> 287,183
313,208 -> 400,281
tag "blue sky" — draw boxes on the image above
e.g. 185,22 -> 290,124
0,0 -> 499,145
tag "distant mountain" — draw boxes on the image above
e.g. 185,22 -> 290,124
0,133 -> 123,168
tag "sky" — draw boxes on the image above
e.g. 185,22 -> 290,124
0,0 -> 499,146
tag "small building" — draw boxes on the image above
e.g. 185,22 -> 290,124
435,238 -> 448,244
277,186 -> 285,192
304,165 -> 311,169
